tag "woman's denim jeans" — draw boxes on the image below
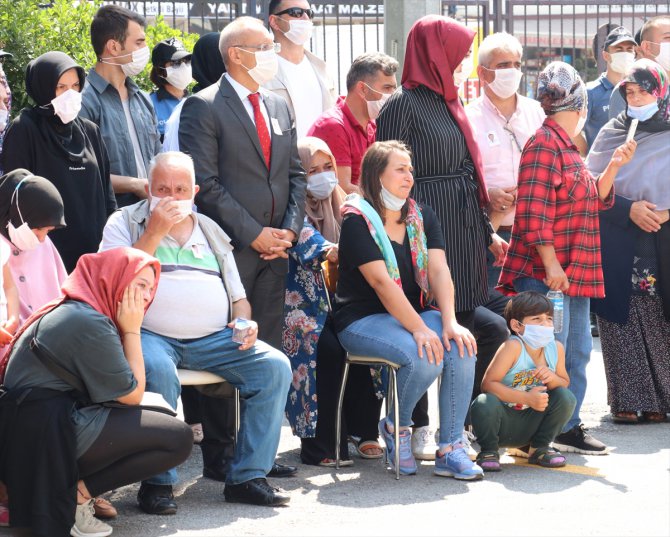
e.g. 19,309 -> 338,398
337,310 -> 476,445
514,277 -> 592,432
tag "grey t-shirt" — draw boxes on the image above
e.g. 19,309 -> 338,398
4,300 -> 137,456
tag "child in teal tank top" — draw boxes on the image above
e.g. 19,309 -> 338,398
470,292 -> 577,471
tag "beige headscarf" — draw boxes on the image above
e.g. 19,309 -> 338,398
297,137 -> 346,243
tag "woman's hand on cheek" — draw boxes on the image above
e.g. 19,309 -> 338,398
116,286 -> 145,335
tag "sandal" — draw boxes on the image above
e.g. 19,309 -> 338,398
353,439 -> 384,459
528,446 -> 566,468
613,411 -> 640,424
475,451 -> 501,472
318,458 -> 354,467
643,412 -> 667,423
93,496 -> 117,519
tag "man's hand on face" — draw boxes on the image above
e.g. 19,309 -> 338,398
146,196 -> 186,238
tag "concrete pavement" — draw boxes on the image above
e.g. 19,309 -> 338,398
3,338 -> 669,536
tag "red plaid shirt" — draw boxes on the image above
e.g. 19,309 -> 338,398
497,118 -> 614,298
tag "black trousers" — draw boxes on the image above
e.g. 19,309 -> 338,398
78,408 -> 193,496
300,319 -> 384,464
411,307 -> 508,428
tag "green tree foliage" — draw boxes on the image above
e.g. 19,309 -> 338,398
0,0 -> 199,115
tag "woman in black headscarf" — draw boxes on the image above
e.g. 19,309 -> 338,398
191,32 -> 225,93
0,169 -> 67,325
163,32 -> 224,151
1,51 -> 116,273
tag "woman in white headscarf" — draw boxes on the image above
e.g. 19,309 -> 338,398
587,59 -> 670,424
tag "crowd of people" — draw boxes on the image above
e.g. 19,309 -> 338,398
0,1 -> 668,535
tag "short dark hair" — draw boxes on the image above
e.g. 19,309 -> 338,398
90,4 -> 146,57
268,0 -> 285,15
346,52 -> 398,92
503,291 -> 553,332
360,140 -> 412,224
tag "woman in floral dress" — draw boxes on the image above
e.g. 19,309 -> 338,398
587,59 -> 670,423
283,137 -> 383,466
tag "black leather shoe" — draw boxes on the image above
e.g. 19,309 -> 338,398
267,462 -> 298,478
224,478 -> 290,506
137,483 -> 177,515
203,462 -> 229,482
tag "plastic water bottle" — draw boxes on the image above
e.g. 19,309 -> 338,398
546,290 -> 564,333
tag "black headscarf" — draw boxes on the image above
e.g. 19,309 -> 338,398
0,168 -> 66,241
24,51 -> 88,161
191,32 -> 226,93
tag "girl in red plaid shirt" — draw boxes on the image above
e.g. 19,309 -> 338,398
497,61 -> 635,455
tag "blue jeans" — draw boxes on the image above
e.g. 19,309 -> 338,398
513,277 -> 592,431
141,327 -> 291,485
337,310 -> 476,445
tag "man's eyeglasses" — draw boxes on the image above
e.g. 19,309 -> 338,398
234,43 -> 282,54
274,7 -> 314,19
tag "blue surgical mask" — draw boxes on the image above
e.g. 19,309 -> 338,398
627,101 -> 659,122
519,323 -> 555,350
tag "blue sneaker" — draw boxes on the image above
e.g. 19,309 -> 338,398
434,445 -> 484,480
378,418 -> 417,475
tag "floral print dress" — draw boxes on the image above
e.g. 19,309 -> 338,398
283,219 -> 334,438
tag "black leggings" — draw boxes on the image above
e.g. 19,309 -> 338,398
77,408 -> 193,497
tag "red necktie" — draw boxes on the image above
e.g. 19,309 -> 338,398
248,92 -> 271,168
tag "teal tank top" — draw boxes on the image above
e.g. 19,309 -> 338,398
501,335 -> 558,409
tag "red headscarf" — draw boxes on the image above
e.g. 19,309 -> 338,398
401,15 -> 489,208
0,247 -> 160,381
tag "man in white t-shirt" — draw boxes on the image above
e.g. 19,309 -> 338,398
264,0 -> 337,137
100,152 -> 292,510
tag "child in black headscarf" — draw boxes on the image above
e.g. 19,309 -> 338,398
1,51 -> 116,272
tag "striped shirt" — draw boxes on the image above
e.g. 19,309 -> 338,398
376,85 -> 491,312
497,118 -> 614,298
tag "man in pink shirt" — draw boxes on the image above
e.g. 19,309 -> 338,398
466,32 -> 545,299
308,52 -> 398,194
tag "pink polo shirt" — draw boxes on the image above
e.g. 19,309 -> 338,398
308,96 -> 376,186
466,92 -> 545,227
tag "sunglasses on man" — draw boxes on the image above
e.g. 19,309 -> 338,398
273,7 -> 314,19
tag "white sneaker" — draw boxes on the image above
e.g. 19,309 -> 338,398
71,500 -> 113,537
411,426 -> 437,460
462,429 -> 478,461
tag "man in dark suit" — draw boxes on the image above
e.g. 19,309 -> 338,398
179,16 -> 306,353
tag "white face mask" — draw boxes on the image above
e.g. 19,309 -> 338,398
608,51 -> 635,75
306,170 -> 338,200
486,67 -> 523,99
652,41 -> 670,72
519,323 -> 555,350
453,55 -> 474,87
101,46 -> 150,77
149,196 -> 193,220
242,48 -> 279,86
164,63 -> 192,91
7,178 -> 41,251
0,109 -> 8,132
380,185 -> 406,211
281,19 -> 313,46
364,83 -> 391,120
50,89 -> 82,124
